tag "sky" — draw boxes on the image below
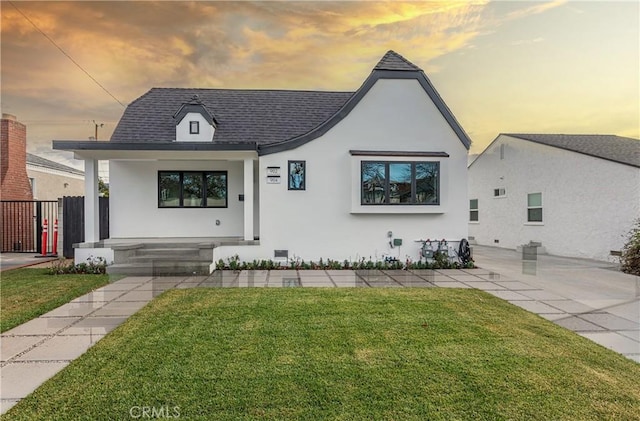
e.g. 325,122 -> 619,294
1,1 -> 638,177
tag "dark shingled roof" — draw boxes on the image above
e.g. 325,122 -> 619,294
111,89 -> 354,144
55,51 -> 470,153
26,153 -> 84,175
505,134 -> 640,168
374,50 -> 422,71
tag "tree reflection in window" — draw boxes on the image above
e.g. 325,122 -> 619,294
158,171 -> 227,208
206,173 -> 227,207
415,162 -> 439,204
362,162 -> 386,204
361,161 -> 439,205
183,173 -> 203,207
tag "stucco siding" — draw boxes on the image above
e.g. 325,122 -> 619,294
468,134 -> 640,261
109,159 -> 244,238
27,167 -> 84,200
252,78 -> 469,262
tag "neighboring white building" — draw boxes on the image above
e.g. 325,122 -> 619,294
54,51 -> 472,270
468,133 -> 640,262
26,153 -> 84,200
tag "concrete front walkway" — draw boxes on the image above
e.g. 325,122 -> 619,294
2,249 -> 639,413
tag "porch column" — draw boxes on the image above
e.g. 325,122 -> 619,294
84,158 -> 100,243
243,158 -> 254,241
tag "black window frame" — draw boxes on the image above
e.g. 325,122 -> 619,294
287,160 -> 306,191
158,171 -> 228,208
189,121 -> 200,134
360,161 -> 440,206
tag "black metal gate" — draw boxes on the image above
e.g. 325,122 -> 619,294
62,196 -> 109,258
1,200 -> 58,253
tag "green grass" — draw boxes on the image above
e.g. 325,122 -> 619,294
0,268 -> 110,332
5,288 -> 640,420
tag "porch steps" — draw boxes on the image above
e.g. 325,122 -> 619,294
107,243 -> 214,276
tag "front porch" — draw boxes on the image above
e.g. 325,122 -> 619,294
52,145 -> 261,272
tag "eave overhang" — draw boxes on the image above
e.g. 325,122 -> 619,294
53,140 -> 258,160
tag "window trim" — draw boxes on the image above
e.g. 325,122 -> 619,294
469,198 -> 479,222
189,121 -> 200,134
158,170 -> 228,208
527,192 -> 543,223
360,160 -> 440,206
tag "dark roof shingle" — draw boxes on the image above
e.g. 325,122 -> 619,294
374,50 -> 422,71
111,89 -> 353,144
505,134 -> 640,168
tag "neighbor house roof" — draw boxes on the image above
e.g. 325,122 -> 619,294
54,50 -> 472,155
26,153 -> 84,176
505,134 -> 640,168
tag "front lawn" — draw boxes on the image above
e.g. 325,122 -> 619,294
0,268 -> 110,332
5,288 -> 640,420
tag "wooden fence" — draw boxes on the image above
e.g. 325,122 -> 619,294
61,196 -> 109,258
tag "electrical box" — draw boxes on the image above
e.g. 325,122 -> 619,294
393,239 -> 403,246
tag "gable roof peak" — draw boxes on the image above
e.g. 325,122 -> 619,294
189,94 -> 203,104
374,50 -> 422,72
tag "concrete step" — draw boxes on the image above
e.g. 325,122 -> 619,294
127,256 -> 211,264
133,248 -> 201,258
107,261 -> 211,276
138,242 -> 215,249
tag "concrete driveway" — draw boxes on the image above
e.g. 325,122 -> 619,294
472,245 -> 639,362
0,253 -> 57,271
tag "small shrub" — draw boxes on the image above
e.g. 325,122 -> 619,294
212,254 -> 475,271
48,256 -> 107,275
620,219 -> 640,276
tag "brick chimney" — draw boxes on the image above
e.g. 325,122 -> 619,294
1,114 -> 33,200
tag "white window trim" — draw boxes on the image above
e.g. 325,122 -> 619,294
469,198 -> 479,223
526,192 -> 543,224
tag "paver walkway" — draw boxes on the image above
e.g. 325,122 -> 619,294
2,250 -> 639,413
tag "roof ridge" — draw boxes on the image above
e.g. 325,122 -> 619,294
374,50 -> 422,71
26,152 -> 84,174
148,87 -> 354,94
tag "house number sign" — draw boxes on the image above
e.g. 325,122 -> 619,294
266,166 -> 281,184
266,167 -> 281,176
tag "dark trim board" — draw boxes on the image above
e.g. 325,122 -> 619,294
173,103 -> 218,127
350,150 -> 449,157
53,141 -> 258,151
259,70 -> 472,155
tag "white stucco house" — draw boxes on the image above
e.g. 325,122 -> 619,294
468,133 -> 640,262
54,51 -> 472,273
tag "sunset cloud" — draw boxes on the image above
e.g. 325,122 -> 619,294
1,0 -> 637,172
